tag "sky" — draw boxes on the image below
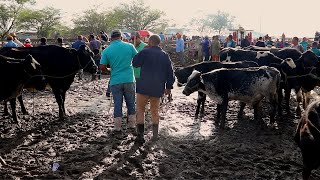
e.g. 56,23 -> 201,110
33,0 -> 320,38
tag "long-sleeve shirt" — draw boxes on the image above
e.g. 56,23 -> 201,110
133,46 -> 175,97
100,40 -> 137,86
176,38 -> 184,52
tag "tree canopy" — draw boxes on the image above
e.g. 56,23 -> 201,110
190,10 -> 235,35
113,0 -> 168,32
0,0 -> 34,38
17,7 -> 61,37
0,0 -> 169,39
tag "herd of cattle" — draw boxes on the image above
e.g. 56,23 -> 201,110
175,46 -> 320,179
0,44 -> 320,179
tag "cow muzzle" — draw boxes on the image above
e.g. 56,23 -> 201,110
182,88 -> 192,96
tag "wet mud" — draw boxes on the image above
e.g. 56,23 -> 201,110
0,74 -> 319,179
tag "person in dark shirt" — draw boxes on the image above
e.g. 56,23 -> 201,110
132,34 -> 175,143
72,35 -> 86,50
39,37 -> 47,46
100,31 -> 109,43
255,37 -> 266,47
240,36 -> 251,48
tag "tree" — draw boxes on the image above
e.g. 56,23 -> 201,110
114,0 -> 168,32
190,10 -> 235,35
16,7 -> 61,37
72,7 -> 121,36
204,11 -> 235,35
0,0 -> 35,38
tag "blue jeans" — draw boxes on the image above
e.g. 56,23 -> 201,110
110,82 -> 136,118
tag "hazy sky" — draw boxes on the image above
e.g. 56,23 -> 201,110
34,0 -> 320,37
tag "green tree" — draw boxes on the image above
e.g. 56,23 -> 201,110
72,7 -> 121,36
0,0 -> 35,38
16,7 -> 61,37
114,0 -> 168,32
204,11 -> 235,35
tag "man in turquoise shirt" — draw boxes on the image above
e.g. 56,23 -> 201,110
300,37 -> 309,52
100,29 -> 138,132
311,41 -> 320,56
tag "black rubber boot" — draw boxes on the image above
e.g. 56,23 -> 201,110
152,124 -> 159,141
136,124 -> 145,144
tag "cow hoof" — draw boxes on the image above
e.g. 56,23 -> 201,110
200,113 -> 204,118
194,114 -> 199,119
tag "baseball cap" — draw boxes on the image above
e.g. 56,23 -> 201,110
111,29 -> 122,38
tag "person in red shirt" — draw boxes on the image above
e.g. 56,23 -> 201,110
23,38 -> 33,47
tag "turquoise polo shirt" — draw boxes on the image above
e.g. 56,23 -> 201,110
100,40 -> 138,86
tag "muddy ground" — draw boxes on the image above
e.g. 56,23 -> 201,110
0,74 -> 319,180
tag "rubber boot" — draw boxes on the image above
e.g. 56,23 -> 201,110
114,117 -> 122,131
127,114 -> 136,129
152,124 -> 159,141
136,124 -> 145,144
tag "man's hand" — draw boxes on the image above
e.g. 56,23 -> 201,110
164,89 -> 171,95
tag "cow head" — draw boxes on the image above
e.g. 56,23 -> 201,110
72,45 -> 98,74
22,54 -> 46,90
182,70 -> 202,96
299,50 -> 319,68
174,67 -> 194,87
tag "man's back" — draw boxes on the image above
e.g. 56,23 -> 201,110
176,38 -> 184,52
211,40 -> 221,55
72,40 -> 85,50
89,39 -> 101,51
101,40 -> 137,85
255,41 -> 266,47
133,46 -> 174,97
3,41 -> 17,47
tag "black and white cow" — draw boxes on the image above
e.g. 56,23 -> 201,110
220,48 -> 283,66
272,48 -> 302,61
294,100 -> 320,180
182,66 -> 281,128
280,51 -> 320,116
175,61 -> 259,117
0,54 -> 44,122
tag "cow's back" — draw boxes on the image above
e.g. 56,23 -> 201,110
202,67 -> 280,104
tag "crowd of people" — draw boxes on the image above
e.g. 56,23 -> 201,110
193,33 -> 320,63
